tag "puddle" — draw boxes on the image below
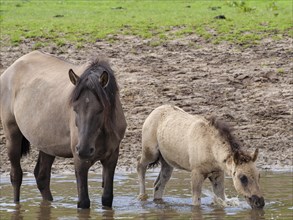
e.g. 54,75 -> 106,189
0,170 -> 292,219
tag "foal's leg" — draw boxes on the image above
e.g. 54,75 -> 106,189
4,123 -> 25,203
136,155 -> 149,201
191,170 -> 206,206
101,148 -> 119,208
208,171 -> 225,200
74,157 -> 91,209
153,158 -> 173,200
137,150 -> 159,201
34,151 -> 55,201
137,125 -> 160,201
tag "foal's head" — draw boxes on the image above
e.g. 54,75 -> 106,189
69,58 -> 117,160
209,117 -> 264,209
228,149 -> 265,209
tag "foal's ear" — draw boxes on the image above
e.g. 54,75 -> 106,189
99,71 -> 109,88
252,148 -> 259,162
69,69 -> 80,85
233,151 -> 241,165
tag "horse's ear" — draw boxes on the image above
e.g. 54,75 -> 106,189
252,148 -> 259,162
69,69 -> 79,85
99,71 -> 109,88
233,151 -> 241,165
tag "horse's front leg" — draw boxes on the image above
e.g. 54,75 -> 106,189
34,151 -> 55,201
74,157 -> 91,209
208,171 -> 225,200
191,170 -> 206,206
101,148 -> 119,208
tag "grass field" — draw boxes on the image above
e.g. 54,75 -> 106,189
0,0 -> 292,47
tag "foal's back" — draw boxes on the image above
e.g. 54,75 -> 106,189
142,105 -> 212,171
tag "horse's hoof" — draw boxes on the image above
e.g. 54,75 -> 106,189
102,195 -> 113,208
192,202 -> 201,207
138,194 -> 148,201
102,206 -> 112,210
153,198 -> 164,204
77,200 -> 90,209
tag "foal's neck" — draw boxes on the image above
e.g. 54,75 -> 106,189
212,145 -> 234,176
223,156 -> 234,176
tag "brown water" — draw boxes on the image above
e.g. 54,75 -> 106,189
0,170 -> 292,219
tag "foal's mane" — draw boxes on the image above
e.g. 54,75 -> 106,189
208,117 -> 240,152
69,57 -> 118,132
208,117 -> 253,163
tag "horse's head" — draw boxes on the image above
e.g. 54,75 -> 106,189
68,61 -> 117,160
228,148 -> 264,209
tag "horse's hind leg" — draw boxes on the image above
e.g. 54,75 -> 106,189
136,155 -> 149,200
34,151 -> 55,201
3,123 -> 27,202
137,144 -> 160,200
153,157 -> 173,200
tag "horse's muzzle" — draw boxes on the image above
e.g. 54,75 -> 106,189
248,195 -> 265,209
76,145 -> 95,160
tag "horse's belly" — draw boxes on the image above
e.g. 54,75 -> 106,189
39,144 -> 73,158
157,123 -> 192,170
158,141 -> 191,171
13,86 -> 73,158
163,156 -> 190,171
16,113 -> 73,158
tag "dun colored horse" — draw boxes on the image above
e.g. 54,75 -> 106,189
0,51 -> 127,209
137,105 -> 264,209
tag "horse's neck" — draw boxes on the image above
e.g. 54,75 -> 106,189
211,141 -> 234,176
223,156 -> 234,176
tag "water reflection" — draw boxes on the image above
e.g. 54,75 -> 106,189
36,201 -> 115,220
37,201 -> 52,220
7,201 -> 267,220
100,209 -> 115,220
77,209 -> 91,219
249,209 -> 265,220
0,171 -> 292,219
10,204 -> 23,220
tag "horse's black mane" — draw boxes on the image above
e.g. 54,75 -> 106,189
69,57 -> 118,132
208,117 -> 240,152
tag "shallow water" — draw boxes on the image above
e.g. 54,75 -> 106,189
0,170 -> 292,219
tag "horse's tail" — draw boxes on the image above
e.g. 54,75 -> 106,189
21,136 -> 30,157
147,152 -> 161,169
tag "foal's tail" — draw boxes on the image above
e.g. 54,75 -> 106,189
21,136 -> 30,157
147,152 -> 161,169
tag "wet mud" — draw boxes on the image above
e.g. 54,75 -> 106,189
0,35 -> 292,173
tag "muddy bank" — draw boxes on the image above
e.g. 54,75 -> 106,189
0,35 -> 292,174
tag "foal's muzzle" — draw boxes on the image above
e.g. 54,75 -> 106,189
76,145 -> 95,160
248,195 -> 265,209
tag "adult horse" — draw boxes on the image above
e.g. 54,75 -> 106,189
0,51 -> 127,209
137,105 -> 264,209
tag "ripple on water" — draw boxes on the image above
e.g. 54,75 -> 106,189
0,171 -> 292,219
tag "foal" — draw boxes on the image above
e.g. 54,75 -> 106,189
137,105 -> 264,209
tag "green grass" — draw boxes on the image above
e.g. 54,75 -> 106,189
0,0 -> 292,47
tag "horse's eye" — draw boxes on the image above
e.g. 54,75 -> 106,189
240,175 -> 248,186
